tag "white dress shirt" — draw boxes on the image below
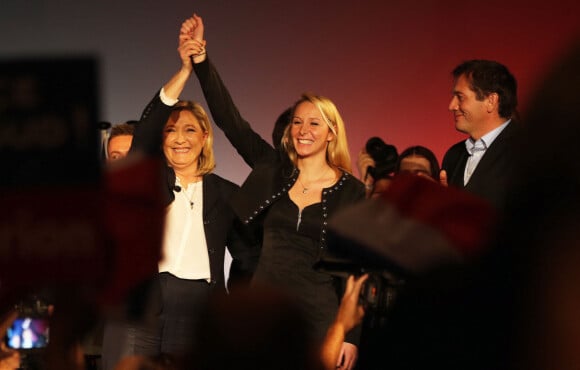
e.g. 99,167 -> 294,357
464,119 -> 511,185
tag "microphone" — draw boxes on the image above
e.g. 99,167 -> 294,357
99,121 -> 112,130
173,185 -> 182,192
99,121 -> 112,162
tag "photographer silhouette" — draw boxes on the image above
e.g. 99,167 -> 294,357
364,137 -> 398,181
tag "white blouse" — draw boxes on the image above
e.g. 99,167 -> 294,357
158,179 -> 211,281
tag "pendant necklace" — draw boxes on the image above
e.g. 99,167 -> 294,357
297,178 -> 309,194
183,182 -> 200,209
297,169 -> 333,194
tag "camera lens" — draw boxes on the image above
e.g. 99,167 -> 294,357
364,137 -> 398,179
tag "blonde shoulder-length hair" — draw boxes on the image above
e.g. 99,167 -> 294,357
282,93 -> 352,172
168,100 -> 216,175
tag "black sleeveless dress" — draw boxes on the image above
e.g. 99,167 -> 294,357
252,192 -> 339,343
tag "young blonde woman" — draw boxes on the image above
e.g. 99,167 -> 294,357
180,14 -> 365,370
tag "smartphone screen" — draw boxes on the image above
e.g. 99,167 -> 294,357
5,317 -> 50,349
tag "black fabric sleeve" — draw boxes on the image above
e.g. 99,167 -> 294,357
225,218 -> 261,291
193,58 -> 277,167
130,91 -> 173,157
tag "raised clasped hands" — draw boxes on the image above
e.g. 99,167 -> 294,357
178,13 -> 206,68
180,13 -> 204,42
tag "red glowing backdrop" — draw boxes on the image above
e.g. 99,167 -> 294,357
1,0 -> 578,184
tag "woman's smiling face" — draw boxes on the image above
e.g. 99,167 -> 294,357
163,110 -> 207,172
290,101 -> 334,159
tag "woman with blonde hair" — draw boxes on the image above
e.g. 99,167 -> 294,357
102,32 -> 256,370
180,14 -> 365,370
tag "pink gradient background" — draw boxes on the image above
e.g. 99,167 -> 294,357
1,0 -> 578,184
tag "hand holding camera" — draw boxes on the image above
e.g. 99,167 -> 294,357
0,309 -> 21,369
336,274 -> 369,333
364,137 -> 398,181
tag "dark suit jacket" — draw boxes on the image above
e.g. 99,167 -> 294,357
442,121 -> 520,209
131,92 -> 258,293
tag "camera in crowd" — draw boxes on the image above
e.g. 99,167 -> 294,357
5,297 -> 51,351
315,245 -> 405,329
358,269 -> 404,329
364,137 -> 398,180
359,271 -> 401,312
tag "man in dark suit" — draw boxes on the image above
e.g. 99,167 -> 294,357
440,60 -> 519,209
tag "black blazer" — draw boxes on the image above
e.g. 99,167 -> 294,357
442,121 -> 520,209
131,92 -> 257,293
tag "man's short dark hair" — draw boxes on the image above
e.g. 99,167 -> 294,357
453,60 -> 518,119
108,122 -> 135,144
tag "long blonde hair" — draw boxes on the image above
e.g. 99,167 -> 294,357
282,93 -> 352,172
